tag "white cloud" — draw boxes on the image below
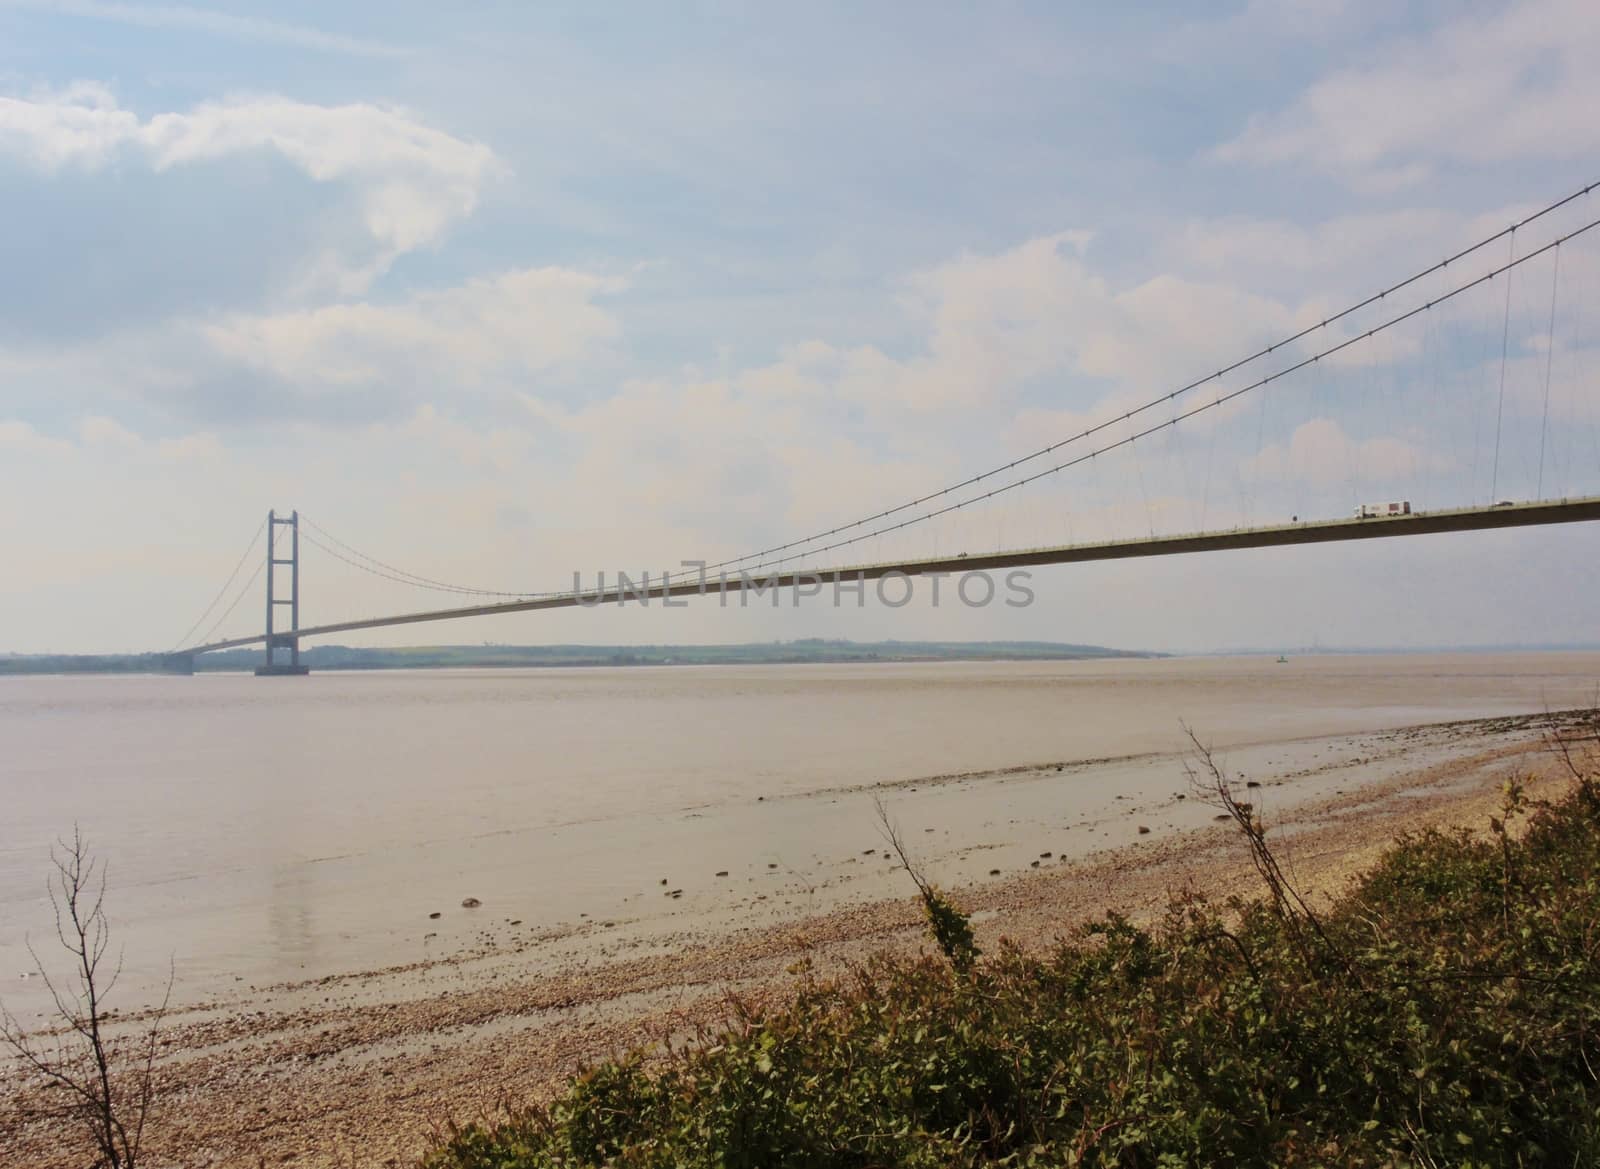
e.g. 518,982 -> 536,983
1215,0 -> 1600,186
0,84 -> 501,288
79,413 -> 141,449
154,431 -> 223,461
744,232 -> 1303,428
0,81 -> 134,169
2,208 -> 1490,501
0,0 -> 406,57
1175,209 -> 1454,278
202,266 -> 623,393
1243,417 -> 1452,486
0,414 -> 219,462
0,418 -> 72,455
76,414 -> 223,460
0,263 -> 620,428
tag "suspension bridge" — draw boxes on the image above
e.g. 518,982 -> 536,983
165,180 -> 1600,675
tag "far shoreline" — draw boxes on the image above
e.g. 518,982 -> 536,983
2,637 -> 1163,675
9,641 -> 1600,677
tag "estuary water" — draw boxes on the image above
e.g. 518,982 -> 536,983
2,652 -> 1597,1017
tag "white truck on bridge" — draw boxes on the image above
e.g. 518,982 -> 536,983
1355,501 -> 1412,518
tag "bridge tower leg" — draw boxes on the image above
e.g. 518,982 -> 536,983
256,509 -> 310,677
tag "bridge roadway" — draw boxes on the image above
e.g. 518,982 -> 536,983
189,495 -> 1600,655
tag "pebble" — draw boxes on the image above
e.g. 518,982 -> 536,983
460,898 -> 482,909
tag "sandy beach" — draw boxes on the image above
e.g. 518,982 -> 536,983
2,708 -> 1580,1169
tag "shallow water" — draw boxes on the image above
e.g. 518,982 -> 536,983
2,652 -> 1596,1016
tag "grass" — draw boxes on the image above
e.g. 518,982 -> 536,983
425,740 -> 1600,1167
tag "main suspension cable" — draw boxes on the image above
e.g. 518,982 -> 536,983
171,513 -> 267,651
196,526 -> 275,647
299,515 -> 539,598
728,214 -> 1600,578
300,529 -> 525,597
219,183 -> 1600,620
698,178 -> 1600,579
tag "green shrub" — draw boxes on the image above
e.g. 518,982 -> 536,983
426,776 -> 1600,1168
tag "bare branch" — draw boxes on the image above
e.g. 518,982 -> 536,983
1182,723 -> 1356,982
874,797 -> 931,899
0,825 -> 169,1168
874,796 -> 979,973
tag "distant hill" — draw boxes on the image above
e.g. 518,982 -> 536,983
0,639 -> 1162,675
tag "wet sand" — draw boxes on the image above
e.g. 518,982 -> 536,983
1,710 -> 1582,1169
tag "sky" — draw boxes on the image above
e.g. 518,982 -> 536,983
1,0 -> 1598,655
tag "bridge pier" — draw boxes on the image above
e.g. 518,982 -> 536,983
255,634 -> 309,676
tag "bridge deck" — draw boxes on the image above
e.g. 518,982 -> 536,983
188,495 -> 1600,653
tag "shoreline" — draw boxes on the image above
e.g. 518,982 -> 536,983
2,711 -> 1579,1168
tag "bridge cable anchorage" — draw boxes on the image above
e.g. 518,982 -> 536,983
197,525 -> 276,647
727,213 -> 1600,578
693,177 -> 1600,580
170,513 -> 268,651
298,515 -> 547,599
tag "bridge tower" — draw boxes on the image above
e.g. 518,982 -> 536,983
256,509 -> 310,676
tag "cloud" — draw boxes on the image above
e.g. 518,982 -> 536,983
0,262 -> 626,428
153,431 -> 223,461
0,0 -> 407,57
1214,0 -> 1600,186
1175,208 -> 1454,280
746,232 -> 1303,429
0,84 -> 501,289
201,266 -> 624,403
449,228 -> 1384,571
79,413 -> 142,449
1243,417 -> 1452,486
470,358 -> 968,577
50,224 -> 1318,443
0,418 -> 72,455
0,414 -> 219,461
